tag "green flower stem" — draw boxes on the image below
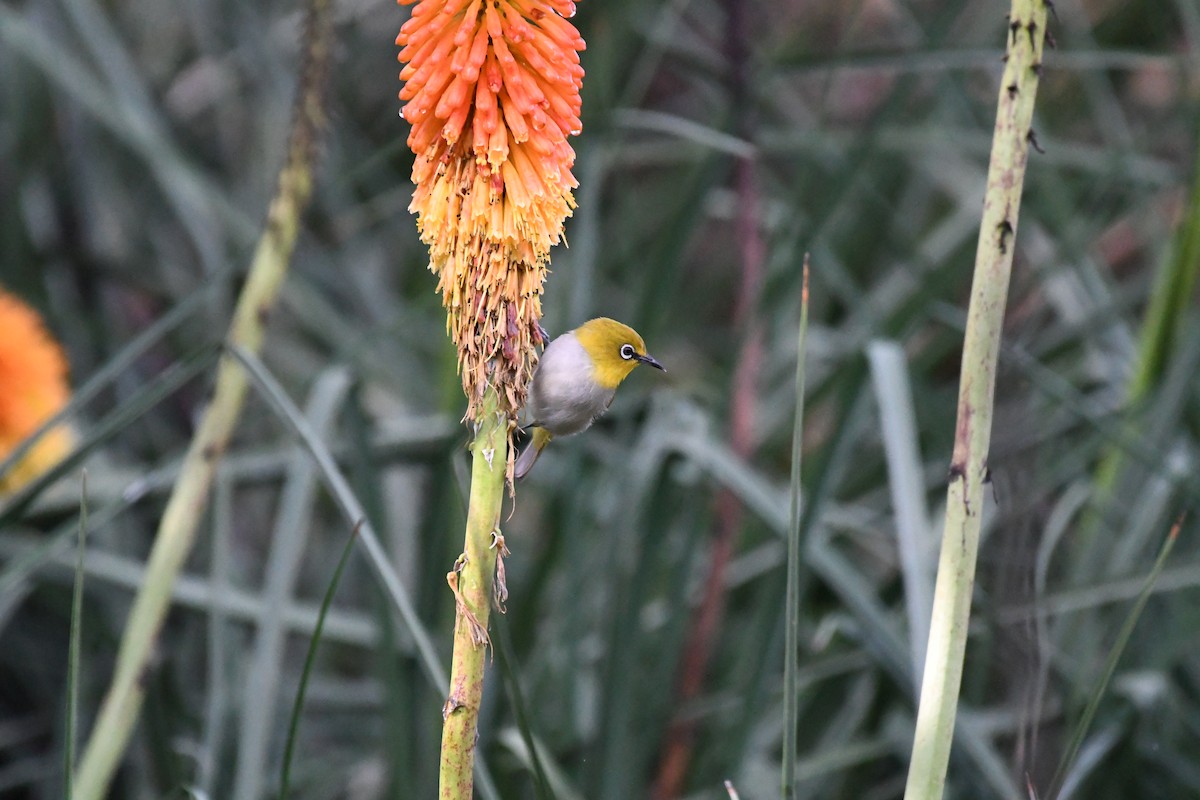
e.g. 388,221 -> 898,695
903,3 -> 1047,799
439,390 -> 508,799
70,4 -> 331,798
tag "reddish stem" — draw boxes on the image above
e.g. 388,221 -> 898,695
651,100 -> 765,800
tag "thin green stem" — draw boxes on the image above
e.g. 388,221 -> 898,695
1047,517 -> 1182,800
438,389 -> 508,799
69,3 -> 331,798
279,524 -> 359,800
65,473 -> 88,800
903,3 -> 1048,799
782,259 -> 810,799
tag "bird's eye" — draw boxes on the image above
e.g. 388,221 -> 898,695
619,344 -> 636,360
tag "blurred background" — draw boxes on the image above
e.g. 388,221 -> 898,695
2,0 -> 1200,798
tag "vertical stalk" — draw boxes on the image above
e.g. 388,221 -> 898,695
903,3 -> 1047,798
70,3 -> 331,798
438,390 -> 508,798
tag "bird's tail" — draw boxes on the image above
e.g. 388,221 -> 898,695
515,427 -> 552,479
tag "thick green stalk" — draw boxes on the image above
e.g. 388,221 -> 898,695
70,4 -> 331,798
903,3 -> 1047,799
439,390 -> 508,799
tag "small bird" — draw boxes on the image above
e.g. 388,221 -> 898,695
516,317 -> 665,478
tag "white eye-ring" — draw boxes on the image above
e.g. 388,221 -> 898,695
620,344 -> 636,360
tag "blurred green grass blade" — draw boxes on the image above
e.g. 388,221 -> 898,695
0,341 -> 221,526
226,345 -> 446,689
867,339 -> 934,684
724,368 -> 870,780
278,523 -> 358,800
228,345 -> 501,800
1056,723 -> 1123,800
0,285 -> 218,490
0,6 -> 254,243
1089,127 -> 1200,521
494,615 -> 555,800
0,490 -> 129,616
1130,132 -> 1200,392
783,259 -> 809,799
633,154 -> 727,340
496,728 -> 586,800
1047,516 -> 1183,800
234,369 -> 351,800
345,388 -> 411,797
0,528 -> 383,647
199,474 -> 236,797
804,544 -> 911,689
65,473 -> 88,799
596,464 -> 674,800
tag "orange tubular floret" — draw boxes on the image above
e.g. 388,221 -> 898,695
497,89 -> 530,142
488,123 -> 509,167
463,23 -> 490,79
474,79 -> 499,132
452,0 -> 483,44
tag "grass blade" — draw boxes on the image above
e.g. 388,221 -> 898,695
64,472 -> 88,799
867,339 -> 934,685
227,344 -> 503,800
1046,516 -> 1183,800
226,345 -> 446,690
234,369 -> 351,800
494,615 -> 555,800
783,256 -> 810,799
277,523 -> 359,799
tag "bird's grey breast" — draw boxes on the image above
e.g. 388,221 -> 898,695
529,332 -> 615,436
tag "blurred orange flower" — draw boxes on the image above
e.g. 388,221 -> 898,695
0,289 -> 73,494
397,0 -> 585,422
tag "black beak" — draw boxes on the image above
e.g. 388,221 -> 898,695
636,353 -> 666,372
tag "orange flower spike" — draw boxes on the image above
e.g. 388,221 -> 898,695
398,0 -> 585,422
0,288 -> 73,494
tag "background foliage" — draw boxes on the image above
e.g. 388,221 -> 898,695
2,0 -> 1200,798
